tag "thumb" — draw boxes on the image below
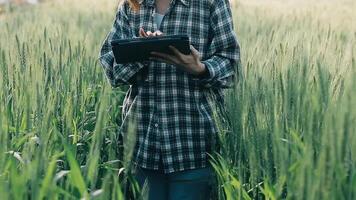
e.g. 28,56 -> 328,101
190,45 -> 201,60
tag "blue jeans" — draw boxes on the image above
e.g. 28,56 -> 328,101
133,158 -> 215,200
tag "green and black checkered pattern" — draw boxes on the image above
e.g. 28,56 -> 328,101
98,0 -> 240,173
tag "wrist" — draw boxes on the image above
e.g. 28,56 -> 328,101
195,62 -> 209,78
197,62 -> 206,74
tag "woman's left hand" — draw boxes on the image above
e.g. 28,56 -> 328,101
149,45 -> 207,76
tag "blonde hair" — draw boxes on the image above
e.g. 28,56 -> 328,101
126,0 -> 141,12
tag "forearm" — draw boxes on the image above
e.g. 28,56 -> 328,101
98,3 -> 147,88
99,50 -> 147,88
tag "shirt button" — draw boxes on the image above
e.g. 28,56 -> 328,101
154,123 -> 158,128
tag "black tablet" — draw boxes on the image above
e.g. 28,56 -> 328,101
111,34 -> 191,64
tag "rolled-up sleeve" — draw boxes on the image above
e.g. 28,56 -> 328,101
194,0 -> 241,89
98,3 -> 147,88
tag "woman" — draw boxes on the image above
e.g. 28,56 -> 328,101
98,0 -> 240,199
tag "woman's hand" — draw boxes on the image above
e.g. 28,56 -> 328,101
139,27 -> 163,37
150,45 -> 207,76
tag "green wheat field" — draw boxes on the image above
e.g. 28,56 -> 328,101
0,0 -> 355,199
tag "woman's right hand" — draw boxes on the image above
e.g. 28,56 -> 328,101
139,27 -> 163,37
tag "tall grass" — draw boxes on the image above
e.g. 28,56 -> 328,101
0,0 -> 355,199
0,1 -> 128,199
212,1 -> 356,199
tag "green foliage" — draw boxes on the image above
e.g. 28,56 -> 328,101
0,1 -> 127,199
212,1 -> 356,199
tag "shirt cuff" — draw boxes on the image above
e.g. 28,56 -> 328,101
190,60 -> 215,87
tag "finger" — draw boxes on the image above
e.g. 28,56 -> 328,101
139,27 -> 148,37
153,31 -> 163,37
151,52 -> 179,64
149,54 -> 175,65
149,56 -> 174,65
168,45 -> 184,60
156,30 -> 163,36
146,31 -> 153,37
140,28 -> 148,37
190,45 -> 202,60
151,51 -> 172,60
151,51 -> 174,60
139,31 -> 145,37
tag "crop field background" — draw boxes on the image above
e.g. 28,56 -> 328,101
0,0 -> 355,199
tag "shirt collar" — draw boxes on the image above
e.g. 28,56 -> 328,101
138,0 -> 190,7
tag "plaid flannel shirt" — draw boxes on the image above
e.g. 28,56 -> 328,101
98,0 -> 240,173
